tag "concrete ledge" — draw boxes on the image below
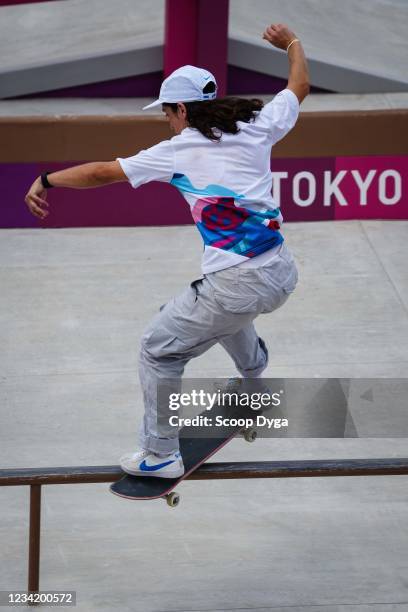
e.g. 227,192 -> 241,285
228,37 -> 408,94
1,109 -> 408,162
0,45 -> 163,99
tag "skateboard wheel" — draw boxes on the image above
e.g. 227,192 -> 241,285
242,428 -> 257,443
165,492 -> 180,507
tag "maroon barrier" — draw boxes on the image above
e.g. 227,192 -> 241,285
2,154 -> 407,229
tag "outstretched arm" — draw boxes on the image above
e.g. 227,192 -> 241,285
25,160 -> 127,220
263,23 -> 310,103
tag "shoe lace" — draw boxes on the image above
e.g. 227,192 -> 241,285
132,449 -> 150,461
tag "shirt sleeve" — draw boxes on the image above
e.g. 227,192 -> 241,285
116,139 -> 175,189
256,88 -> 300,145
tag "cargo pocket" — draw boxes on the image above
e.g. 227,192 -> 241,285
140,324 -> 180,358
213,290 -> 259,314
260,252 -> 298,294
258,257 -> 298,314
210,266 -> 261,315
282,264 -> 298,295
189,276 -> 204,303
277,246 -> 299,294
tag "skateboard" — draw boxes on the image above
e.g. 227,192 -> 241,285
110,399 -> 258,507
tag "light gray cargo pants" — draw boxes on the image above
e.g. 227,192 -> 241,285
138,242 -> 298,453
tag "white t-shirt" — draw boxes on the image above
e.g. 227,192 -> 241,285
117,88 -> 299,274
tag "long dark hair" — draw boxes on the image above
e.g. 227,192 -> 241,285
163,97 -> 264,142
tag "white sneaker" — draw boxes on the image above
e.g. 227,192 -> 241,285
119,448 -> 184,479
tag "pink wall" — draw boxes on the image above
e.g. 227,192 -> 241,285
2,155 -> 407,229
164,0 -> 229,97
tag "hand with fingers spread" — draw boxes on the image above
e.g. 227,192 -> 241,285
25,176 -> 50,220
262,23 -> 298,51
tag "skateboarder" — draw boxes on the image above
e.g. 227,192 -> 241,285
25,24 -> 309,479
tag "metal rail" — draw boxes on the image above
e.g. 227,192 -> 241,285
1,458 -> 408,600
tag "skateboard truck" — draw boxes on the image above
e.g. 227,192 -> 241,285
161,427 -> 256,508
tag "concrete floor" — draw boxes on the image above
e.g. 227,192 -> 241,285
1,220 -> 408,611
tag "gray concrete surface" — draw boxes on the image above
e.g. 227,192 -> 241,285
1,220 -> 408,611
229,0 -> 408,91
1,0 -> 407,98
0,0 -> 164,98
0,0 -> 164,69
1,91 -> 408,117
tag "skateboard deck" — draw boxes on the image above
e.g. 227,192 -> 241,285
110,400 -> 258,506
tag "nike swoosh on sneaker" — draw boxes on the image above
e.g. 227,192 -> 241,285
139,459 -> 175,472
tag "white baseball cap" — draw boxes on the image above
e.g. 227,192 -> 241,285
142,65 -> 218,110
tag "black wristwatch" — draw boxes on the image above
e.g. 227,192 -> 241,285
40,171 -> 54,189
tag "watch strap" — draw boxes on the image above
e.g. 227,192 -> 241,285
40,172 -> 54,189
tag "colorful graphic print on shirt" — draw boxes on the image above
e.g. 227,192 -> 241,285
171,173 -> 283,258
